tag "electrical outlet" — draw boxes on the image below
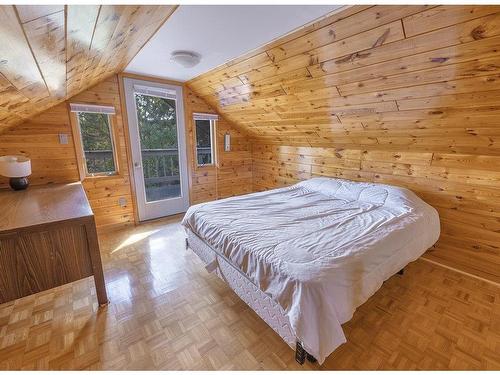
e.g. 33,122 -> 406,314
59,133 -> 69,144
118,197 -> 127,207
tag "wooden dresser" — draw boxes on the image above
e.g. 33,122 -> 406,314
0,182 -> 108,305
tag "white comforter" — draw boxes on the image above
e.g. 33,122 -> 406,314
182,177 -> 440,364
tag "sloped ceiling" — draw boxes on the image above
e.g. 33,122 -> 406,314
0,4 -> 177,132
125,4 -> 340,82
186,5 -> 500,156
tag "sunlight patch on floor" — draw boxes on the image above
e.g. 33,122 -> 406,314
111,228 -> 163,253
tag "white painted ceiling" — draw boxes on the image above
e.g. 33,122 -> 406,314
125,5 -> 342,82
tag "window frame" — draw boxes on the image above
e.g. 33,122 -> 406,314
194,118 -> 216,168
70,107 -> 120,179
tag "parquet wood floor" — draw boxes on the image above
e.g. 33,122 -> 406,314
0,216 -> 499,370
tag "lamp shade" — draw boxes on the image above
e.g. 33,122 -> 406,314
0,155 -> 31,178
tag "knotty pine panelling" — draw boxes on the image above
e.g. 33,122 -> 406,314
0,5 -> 176,132
187,5 -> 500,283
187,4 -> 500,155
184,86 -> 252,204
0,103 -> 79,187
70,75 -> 135,231
0,77 -> 251,230
252,144 -> 500,283
0,75 -> 134,231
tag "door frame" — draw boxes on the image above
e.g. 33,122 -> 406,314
122,76 -> 190,222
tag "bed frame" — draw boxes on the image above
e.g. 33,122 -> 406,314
186,229 -> 404,365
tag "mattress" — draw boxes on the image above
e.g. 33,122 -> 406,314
182,177 -> 440,364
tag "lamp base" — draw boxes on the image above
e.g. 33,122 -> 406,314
9,177 -> 29,191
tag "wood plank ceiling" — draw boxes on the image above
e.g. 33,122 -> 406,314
186,5 -> 500,156
0,5 -> 177,132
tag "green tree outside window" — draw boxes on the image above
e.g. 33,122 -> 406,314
78,112 -> 116,175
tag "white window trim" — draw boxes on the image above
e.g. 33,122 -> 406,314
75,111 -> 118,177
194,117 -> 216,167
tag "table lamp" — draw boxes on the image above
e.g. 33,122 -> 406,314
0,155 -> 32,190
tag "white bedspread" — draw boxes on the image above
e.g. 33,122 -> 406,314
182,177 -> 440,364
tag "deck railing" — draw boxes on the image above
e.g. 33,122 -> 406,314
85,147 -> 212,184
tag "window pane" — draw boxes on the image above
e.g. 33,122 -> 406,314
135,93 -> 181,202
78,112 -> 116,175
195,119 -> 213,165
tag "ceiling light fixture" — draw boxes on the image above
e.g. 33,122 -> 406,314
170,51 -> 201,68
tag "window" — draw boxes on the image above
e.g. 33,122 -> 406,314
195,119 -> 215,166
72,104 -> 118,177
194,113 -> 218,166
134,90 -> 181,201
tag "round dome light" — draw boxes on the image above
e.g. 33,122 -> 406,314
170,51 -> 201,68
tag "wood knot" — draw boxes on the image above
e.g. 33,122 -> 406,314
430,57 -> 449,63
478,64 -> 498,72
372,29 -> 390,48
471,25 -> 486,40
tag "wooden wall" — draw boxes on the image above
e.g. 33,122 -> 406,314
2,5 -> 499,282
0,76 -> 135,231
252,145 -> 500,284
0,75 -> 134,231
0,103 -> 79,187
184,86 -> 253,204
0,75 -> 251,230
187,5 -> 500,284
71,76 -> 135,231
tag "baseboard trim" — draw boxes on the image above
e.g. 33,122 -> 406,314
420,257 -> 500,288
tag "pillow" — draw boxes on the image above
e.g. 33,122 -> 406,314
358,186 -> 388,206
296,177 -> 341,196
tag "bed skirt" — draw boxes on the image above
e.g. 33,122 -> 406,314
186,229 -> 297,349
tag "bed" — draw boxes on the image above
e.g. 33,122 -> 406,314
181,177 -> 440,364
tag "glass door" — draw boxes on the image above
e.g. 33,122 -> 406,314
123,78 -> 189,221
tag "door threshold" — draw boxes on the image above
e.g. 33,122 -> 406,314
137,212 -> 186,225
